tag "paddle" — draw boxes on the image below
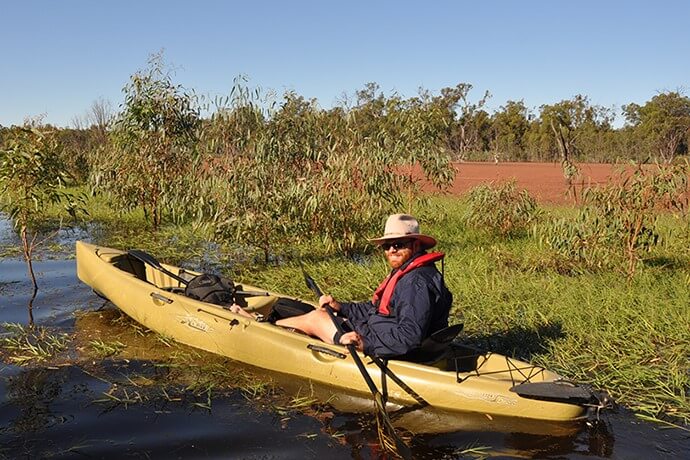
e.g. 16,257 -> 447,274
301,268 -> 412,459
128,249 -> 270,297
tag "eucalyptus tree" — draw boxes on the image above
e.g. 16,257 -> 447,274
386,89 -> 457,192
100,53 -> 200,229
623,91 -> 690,163
441,83 -> 491,158
205,85 -> 400,259
0,126 -> 82,324
351,82 -> 389,142
267,91 -> 326,162
201,81 -> 456,260
491,100 -> 531,161
536,96 -> 614,199
542,163 -> 688,279
201,75 -> 269,157
538,95 -> 614,163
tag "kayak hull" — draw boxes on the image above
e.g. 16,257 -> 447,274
76,241 -> 587,422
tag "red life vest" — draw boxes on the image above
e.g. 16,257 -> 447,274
371,252 -> 445,315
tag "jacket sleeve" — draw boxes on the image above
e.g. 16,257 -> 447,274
339,300 -> 375,321
362,275 -> 435,357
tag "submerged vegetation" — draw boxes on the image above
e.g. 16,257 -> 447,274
0,322 -> 70,365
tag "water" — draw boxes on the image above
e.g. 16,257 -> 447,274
1,252 -> 689,458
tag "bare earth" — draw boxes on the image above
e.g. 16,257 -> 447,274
424,162 -> 625,205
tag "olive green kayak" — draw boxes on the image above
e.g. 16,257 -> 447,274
76,240 -> 605,422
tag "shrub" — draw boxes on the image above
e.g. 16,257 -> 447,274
193,81 -> 456,260
540,162 -> 688,277
464,180 -> 541,237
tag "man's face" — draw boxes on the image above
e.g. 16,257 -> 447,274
381,239 -> 417,269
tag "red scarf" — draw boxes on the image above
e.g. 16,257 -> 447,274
371,252 -> 445,315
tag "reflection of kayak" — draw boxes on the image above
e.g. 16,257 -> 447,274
76,241 -> 605,422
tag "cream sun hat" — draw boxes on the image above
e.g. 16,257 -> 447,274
369,214 -> 437,249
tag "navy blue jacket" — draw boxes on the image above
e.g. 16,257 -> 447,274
339,252 -> 453,358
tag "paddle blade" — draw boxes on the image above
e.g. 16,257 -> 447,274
302,271 -> 323,298
373,393 -> 412,460
128,249 -> 163,269
510,381 -> 598,404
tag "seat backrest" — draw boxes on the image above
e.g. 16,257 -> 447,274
397,323 -> 464,363
420,323 -> 464,352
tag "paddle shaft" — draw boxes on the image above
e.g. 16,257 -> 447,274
302,269 -> 412,459
129,249 -> 189,285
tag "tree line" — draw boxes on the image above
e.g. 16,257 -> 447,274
2,63 -> 690,177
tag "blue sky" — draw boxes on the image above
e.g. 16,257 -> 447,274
1,0 -> 688,127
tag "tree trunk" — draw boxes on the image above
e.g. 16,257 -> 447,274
549,119 -> 570,163
20,225 -> 38,327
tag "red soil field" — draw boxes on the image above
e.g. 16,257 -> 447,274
422,162 -> 628,205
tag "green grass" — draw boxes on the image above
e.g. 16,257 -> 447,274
88,339 -> 126,358
0,322 -> 70,365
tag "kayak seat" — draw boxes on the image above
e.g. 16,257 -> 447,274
111,254 -> 148,281
266,298 -> 315,323
396,323 -> 464,364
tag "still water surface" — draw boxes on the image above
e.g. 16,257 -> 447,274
1,255 -> 689,459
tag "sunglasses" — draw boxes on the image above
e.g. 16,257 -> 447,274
380,240 -> 412,251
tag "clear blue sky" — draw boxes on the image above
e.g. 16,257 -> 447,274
2,0 -> 688,128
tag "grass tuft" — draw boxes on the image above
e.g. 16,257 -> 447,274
88,339 -> 126,358
0,322 -> 69,365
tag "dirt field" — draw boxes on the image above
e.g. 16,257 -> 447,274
424,162 -> 626,205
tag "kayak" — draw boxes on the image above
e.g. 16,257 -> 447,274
75,241 -> 607,422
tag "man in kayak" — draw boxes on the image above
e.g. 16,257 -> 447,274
276,213 -> 453,358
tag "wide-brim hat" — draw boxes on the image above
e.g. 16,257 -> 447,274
369,214 -> 437,249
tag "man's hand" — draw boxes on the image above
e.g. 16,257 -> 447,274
318,294 -> 341,312
339,331 -> 364,352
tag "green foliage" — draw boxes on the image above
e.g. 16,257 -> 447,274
0,127 -> 80,229
56,126 -> 106,184
492,100 -> 530,161
0,125 -> 85,303
98,52 -> 201,229
624,91 -> 690,163
541,163 -> 689,277
189,80 -> 456,260
439,83 -> 492,158
540,211 -> 619,273
538,94 -> 614,163
464,180 -> 541,237
89,339 -> 126,358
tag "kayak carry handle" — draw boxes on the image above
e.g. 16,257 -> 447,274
150,292 -> 173,304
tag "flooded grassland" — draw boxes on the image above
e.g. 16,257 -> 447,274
1,216 -> 689,459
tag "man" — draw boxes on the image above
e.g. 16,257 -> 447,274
276,214 -> 453,358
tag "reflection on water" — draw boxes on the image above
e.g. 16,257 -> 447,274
3,362 -> 608,459
0,364 -> 350,459
1,254 -> 689,458
0,214 -> 17,247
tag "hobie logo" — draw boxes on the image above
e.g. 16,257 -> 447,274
179,316 -> 209,332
